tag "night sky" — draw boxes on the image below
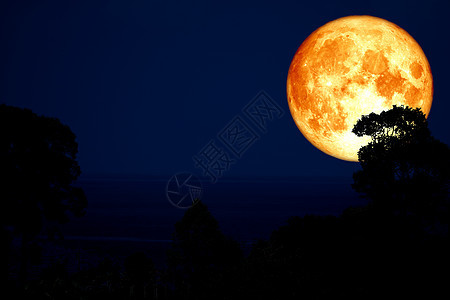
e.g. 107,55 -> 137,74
1,0 -> 449,179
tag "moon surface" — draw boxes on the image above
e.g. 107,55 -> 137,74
287,15 -> 433,161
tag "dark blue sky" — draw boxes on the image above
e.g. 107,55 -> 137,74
1,0 -> 449,178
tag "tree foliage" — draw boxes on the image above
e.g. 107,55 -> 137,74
166,201 -> 242,299
0,104 -> 87,236
352,105 -> 449,220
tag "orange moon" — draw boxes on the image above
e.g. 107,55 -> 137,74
287,15 -> 433,161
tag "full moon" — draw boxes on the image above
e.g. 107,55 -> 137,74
287,15 -> 433,161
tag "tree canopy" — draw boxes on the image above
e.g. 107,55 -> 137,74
352,105 -> 449,220
166,201 -> 242,299
0,104 -> 87,237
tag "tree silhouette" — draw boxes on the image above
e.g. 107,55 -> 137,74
0,104 -> 87,282
124,252 -> 156,299
166,201 -> 242,300
243,215 -> 352,299
352,105 -> 449,222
